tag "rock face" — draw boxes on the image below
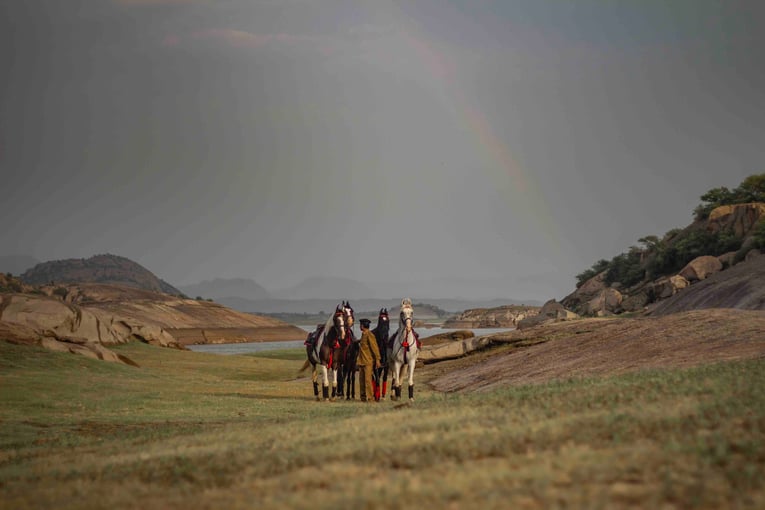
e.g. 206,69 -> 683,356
707,203 -> 765,237
52,283 -> 307,346
20,254 -> 182,296
0,294 -> 177,366
429,308 -> 765,393
649,253 -> 765,316
517,300 -> 578,329
1,279 -> 307,364
443,305 -> 540,328
678,255 -> 723,282
419,335 -> 493,363
562,201 -> 765,317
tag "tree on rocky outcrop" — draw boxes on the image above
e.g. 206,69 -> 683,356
566,174 -> 765,316
693,173 -> 765,220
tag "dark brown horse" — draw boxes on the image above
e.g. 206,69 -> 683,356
334,301 -> 355,399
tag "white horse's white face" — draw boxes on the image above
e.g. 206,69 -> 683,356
400,305 -> 413,331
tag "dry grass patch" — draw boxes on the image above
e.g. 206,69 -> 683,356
1,335 -> 764,509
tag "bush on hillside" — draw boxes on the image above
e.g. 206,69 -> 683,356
575,259 -> 610,288
574,174 -> 763,292
751,218 -> 765,250
604,249 -> 644,287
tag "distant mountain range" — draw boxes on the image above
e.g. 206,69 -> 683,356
5,254 -> 544,315
215,296 -> 541,315
178,278 -> 271,301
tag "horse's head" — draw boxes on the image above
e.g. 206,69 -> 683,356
399,299 -> 414,332
376,308 -> 390,335
342,300 -> 355,329
332,305 -> 347,341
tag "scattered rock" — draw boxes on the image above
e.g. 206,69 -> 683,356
678,255 -> 723,282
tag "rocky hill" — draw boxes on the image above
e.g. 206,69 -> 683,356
20,254 -> 182,296
649,254 -> 765,316
561,201 -> 765,317
0,276 -> 306,365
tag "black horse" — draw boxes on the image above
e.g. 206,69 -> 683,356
371,308 -> 390,401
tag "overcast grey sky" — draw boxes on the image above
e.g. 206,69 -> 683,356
2,0 -> 764,301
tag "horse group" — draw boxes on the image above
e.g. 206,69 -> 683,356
300,298 -> 421,402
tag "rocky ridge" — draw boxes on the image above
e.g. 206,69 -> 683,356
561,203 -> 765,317
442,305 -> 540,328
0,276 -> 305,365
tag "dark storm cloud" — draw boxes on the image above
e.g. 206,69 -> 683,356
2,0 -> 763,301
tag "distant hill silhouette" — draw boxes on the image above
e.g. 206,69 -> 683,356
20,254 -> 182,296
216,296 -> 540,315
272,276 -> 375,300
0,255 -> 40,276
178,278 -> 271,301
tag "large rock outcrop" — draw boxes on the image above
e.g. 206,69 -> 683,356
1,279 -> 308,363
707,203 -> 765,237
678,255 -> 723,283
0,294 -> 180,365
649,252 -> 765,316
443,305 -> 540,328
517,300 -> 578,329
562,201 -> 765,316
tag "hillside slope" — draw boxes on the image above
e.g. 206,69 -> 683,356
649,254 -> 765,316
21,254 -> 182,296
427,309 -> 765,393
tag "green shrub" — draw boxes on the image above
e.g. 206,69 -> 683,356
575,259 -> 610,288
604,249 -> 644,287
752,218 -> 765,250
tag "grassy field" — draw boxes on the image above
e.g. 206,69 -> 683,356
1,340 -> 764,509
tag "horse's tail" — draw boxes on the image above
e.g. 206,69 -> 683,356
298,359 -> 311,373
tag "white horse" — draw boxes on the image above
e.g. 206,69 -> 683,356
388,298 -> 420,401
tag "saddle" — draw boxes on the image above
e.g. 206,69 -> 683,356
304,324 -> 326,347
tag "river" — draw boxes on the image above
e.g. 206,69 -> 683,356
186,325 -> 515,355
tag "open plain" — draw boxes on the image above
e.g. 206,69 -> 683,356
2,309 -> 765,509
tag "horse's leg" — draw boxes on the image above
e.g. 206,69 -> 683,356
347,364 -> 351,399
331,369 -> 336,399
321,365 -> 330,401
381,365 -> 388,398
407,358 -> 416,401
311,364 -> 320,401
335,365 -> 345,398
390,361 -> 400,401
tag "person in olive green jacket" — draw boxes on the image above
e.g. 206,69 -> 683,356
357,318 -> 381,402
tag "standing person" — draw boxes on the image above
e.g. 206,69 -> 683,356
357,318 -> 381,402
